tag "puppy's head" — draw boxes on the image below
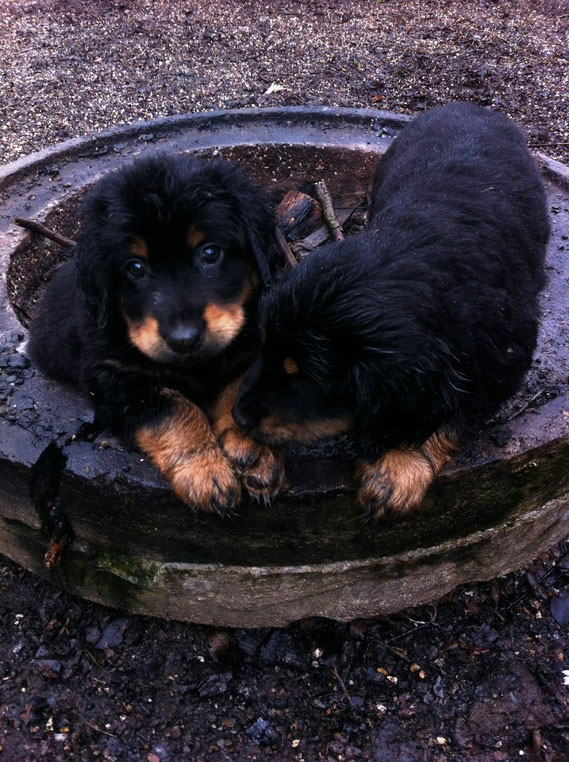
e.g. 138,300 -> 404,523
77,153 -> 281,364
232,260 -> 355,446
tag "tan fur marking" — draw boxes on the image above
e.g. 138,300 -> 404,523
136,391 -> 240,511
211,378 -> 285,502
203,302 -> 246,347
421,430 -> 459,473
187,225 -> 205,248
126,315 -> 171,361
130,237 -> 148,259
240,273 -> 258,304
357,429 -> 460,518
359,450 -> 434,516
283,357 -> 299,375
211,378 -> 242,439
203,277 -> 258,349
256,414 -> 352,446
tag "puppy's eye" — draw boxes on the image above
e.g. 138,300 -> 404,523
200,244 -> 223,265
124,259 -> 147,279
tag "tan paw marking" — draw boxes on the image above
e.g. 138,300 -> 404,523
357,430 -> 459,519
136,392 -> 241,513
357,449 -> 434,518
241,445 -> 285,504
220,428 -> 285,504
219,427 -> 261,470
168,445 -> 241,514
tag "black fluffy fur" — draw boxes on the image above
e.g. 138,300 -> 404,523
234,102 -> 550,460
28,152 -> 281,454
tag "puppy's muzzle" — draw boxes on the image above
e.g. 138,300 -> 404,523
165,321 -> 203,354
232,395 -> 260,431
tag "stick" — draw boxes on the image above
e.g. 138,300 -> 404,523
500,565 -> 556,614
275,225 -> 299,269
14,216 -> 76,248
314,180 -> 344,241
332,666 -> 358,720
529,142 -> 569,148
505,389 -> 544,422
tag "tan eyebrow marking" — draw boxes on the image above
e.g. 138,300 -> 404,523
130,237 -> 148,259
283,356 -> 299,375
187,225 -> 205,248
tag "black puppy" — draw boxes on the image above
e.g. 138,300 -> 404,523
28,153 -> 285,512
233,102 -> 550,517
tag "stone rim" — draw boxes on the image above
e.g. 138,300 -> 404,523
1,106 -> 568,627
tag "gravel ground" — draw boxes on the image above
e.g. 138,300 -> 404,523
2,1 -> 569,760
1,0 -> 568,165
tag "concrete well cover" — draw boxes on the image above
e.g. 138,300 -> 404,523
0,107 -> 568,628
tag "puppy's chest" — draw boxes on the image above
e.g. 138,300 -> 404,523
164,366 -> 238,407
135,348 -> 255,407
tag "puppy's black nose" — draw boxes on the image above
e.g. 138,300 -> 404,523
166,323 -> 202,353
232,399 -> 259,431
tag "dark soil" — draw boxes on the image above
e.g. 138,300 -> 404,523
2,546 -> 569,761
2,1 -> 569,760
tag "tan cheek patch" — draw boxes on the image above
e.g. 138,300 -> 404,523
187,225 -> 205,248
130,237 -> 148,259
203,302 -> 246,347
125,315 -> 171,360
257,414 -> 352,445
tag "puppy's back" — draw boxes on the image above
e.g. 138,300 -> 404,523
369,102 -> 549,266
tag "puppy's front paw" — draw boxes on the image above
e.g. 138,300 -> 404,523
169,446 -> 241,514
220,428 -> 285,504
241,445 -> 285,505
219,427 -> 262,471
357,449 -> 434,519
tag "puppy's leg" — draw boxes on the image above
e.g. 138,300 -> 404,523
90,365 -> 241,513
211,378 -> 285,504
357,429 -> 459,518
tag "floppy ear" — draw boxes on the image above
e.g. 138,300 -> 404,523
237,190 -> 284,289
76,194 -> 112,329
246,222 -> 276,289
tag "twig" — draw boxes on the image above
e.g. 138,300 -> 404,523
529,142 -> 569,148
314,180 -> 344,241
501,566 -> 556,615
275,225 -> 299,269
505,389 -> 544,422
332,666 -> 358,720
387,623 -> 431,643
80,716 -> 118,738
14,216 -> 76,248
83,648 -> 112,673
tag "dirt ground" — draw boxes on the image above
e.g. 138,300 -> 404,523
1,1 -> 569,760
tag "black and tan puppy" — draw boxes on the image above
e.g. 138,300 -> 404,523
233,102 -> 550,518
28,153 -> 285,512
